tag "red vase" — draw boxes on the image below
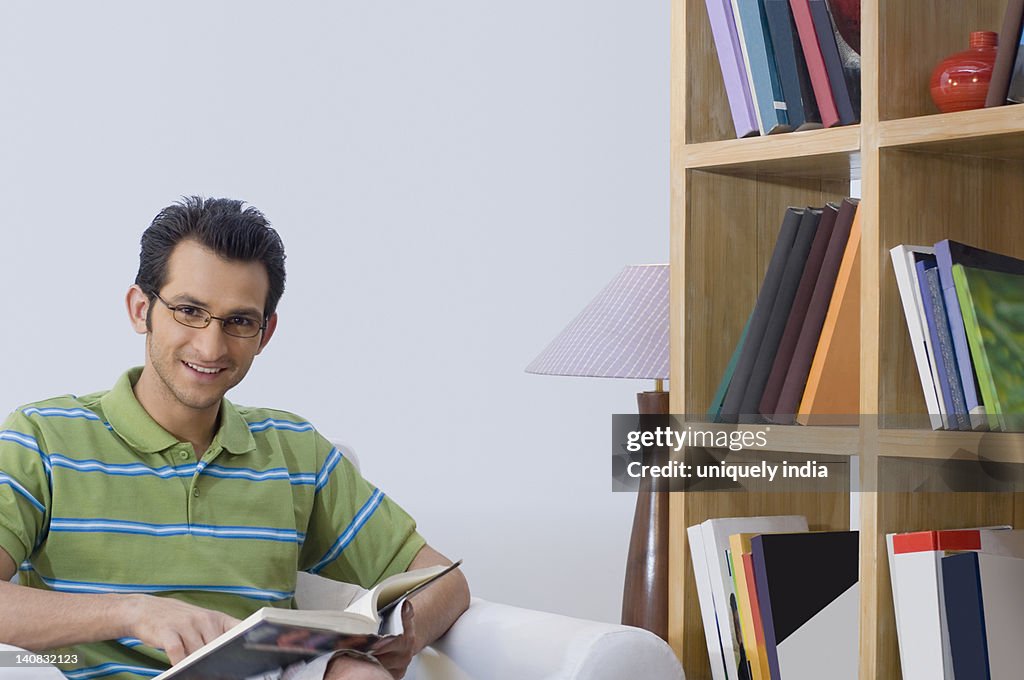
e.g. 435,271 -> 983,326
930,31 -> 998,113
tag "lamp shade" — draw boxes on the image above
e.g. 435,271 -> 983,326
526,264 -> 668,380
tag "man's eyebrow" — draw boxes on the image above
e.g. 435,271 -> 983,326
168,294 -> 263,318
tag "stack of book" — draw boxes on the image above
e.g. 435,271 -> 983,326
987,0 -> 1024,106
891,241 -> 1024,431
688,515 -> 859,680
887,527 -> 1024,679
710,198 -> 860,426
705,0 -> 860,138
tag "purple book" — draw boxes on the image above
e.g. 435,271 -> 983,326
917,258 -> 970,431
705,0 -> 759,137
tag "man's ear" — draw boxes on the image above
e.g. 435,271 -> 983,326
256,312 -> 278,355
126,285 -> 151,335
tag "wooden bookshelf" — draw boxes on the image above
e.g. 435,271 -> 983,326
668,0 -> 1024,678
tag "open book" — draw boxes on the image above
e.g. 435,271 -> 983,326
154,560 -> 462,680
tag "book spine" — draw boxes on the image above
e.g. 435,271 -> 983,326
919,263 -> 971,431
763,0 -> 806,129
706,0 -> 761,137
760,204 -> 837,419
941,553 -> 992,680
808,0 -> 856,124
986,0 -> 1024,106
788,0 -> 840,126
889,246 -> 946,430
934,241 -> 988,429
720,208 -> 802,422
733,0 -> 791,134
952,265 -> 1004,431
1007,20 -> 1024,103
774,200 -> 855,423
740,207 -> 821,422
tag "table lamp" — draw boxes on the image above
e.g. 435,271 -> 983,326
526,264 -> 669,639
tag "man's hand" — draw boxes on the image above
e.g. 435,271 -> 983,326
325,601 -> 417,680
119,593 -> 241,666
370,601 -> 417,678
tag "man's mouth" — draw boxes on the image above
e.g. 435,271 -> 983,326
183,361 -> 226,375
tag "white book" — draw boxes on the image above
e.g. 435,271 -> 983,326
976,553 -> 1024,678
699,515 -> 808,680
890,244 -> 945,429
688,524 -> 729,680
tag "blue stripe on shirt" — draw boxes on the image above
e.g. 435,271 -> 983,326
0,473 -> 45,513
35,574 -> 293,601
247,418 -> 314,433
309,488 -> 385,574
64,662 -> 162,679
50,518 -> 305,543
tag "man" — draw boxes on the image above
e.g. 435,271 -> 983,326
0,197 -> 469,680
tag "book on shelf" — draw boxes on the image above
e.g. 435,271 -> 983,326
710,311 -> 754,422
890,245 -> 947,430
739,207 -> 822,423
787,0 -> 840,127
689,515 -> 809,680
731,0 -> 791,134
719,207 -> 803,423
774,198 -> 857,424
705,0 -> 760,137
763,0 -> 821,130
807,0 -> 859,125
916,257 -> 972,431
154,561 -> 462,680
1007,16 -> 1024,103
760,203 -> 838,420
986,0 -> 1024,107
888,528 -> 1024,680
941,552 -> 990,680
796,199 -> 860,425
751,530 -> 859,680
953,264 -> 1024,432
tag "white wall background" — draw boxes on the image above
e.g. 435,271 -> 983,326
0,1 -> 668,624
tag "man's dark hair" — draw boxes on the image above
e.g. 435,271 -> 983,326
135,196 -> 287,320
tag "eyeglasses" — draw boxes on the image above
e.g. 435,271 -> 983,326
151,292 -> 267,339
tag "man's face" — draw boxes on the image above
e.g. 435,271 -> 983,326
138,239 -> 276,412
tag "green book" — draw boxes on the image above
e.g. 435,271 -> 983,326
709,312 -> 753,422
953,264 -> 1024,431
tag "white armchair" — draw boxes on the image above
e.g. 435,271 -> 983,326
1,443 -> 685,680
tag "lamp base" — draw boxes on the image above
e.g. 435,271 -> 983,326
621,390 -> 669,640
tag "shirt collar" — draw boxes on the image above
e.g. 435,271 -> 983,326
100,367 -> 256,456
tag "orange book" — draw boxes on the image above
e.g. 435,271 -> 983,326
797,202 -> 861,425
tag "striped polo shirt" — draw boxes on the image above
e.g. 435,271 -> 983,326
0,367 -> 425,679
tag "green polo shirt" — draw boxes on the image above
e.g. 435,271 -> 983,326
0,367 -> 425,679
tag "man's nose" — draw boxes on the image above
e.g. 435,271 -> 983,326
192,322 -> 229,359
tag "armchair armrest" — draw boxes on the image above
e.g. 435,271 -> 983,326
408,598 -> 685,680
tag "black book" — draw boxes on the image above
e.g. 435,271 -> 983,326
1007,19 -> 1024,103
764,0 -> 821,129
739,207 -> 822,423
719,208 -> 803,423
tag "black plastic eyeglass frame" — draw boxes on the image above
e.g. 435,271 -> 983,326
151,291 -> 267,338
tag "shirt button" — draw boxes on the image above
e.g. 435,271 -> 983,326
193,488 -> 200,497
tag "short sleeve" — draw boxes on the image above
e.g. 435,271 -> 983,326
0,410 -> 52,566
298,434 -> 426,588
